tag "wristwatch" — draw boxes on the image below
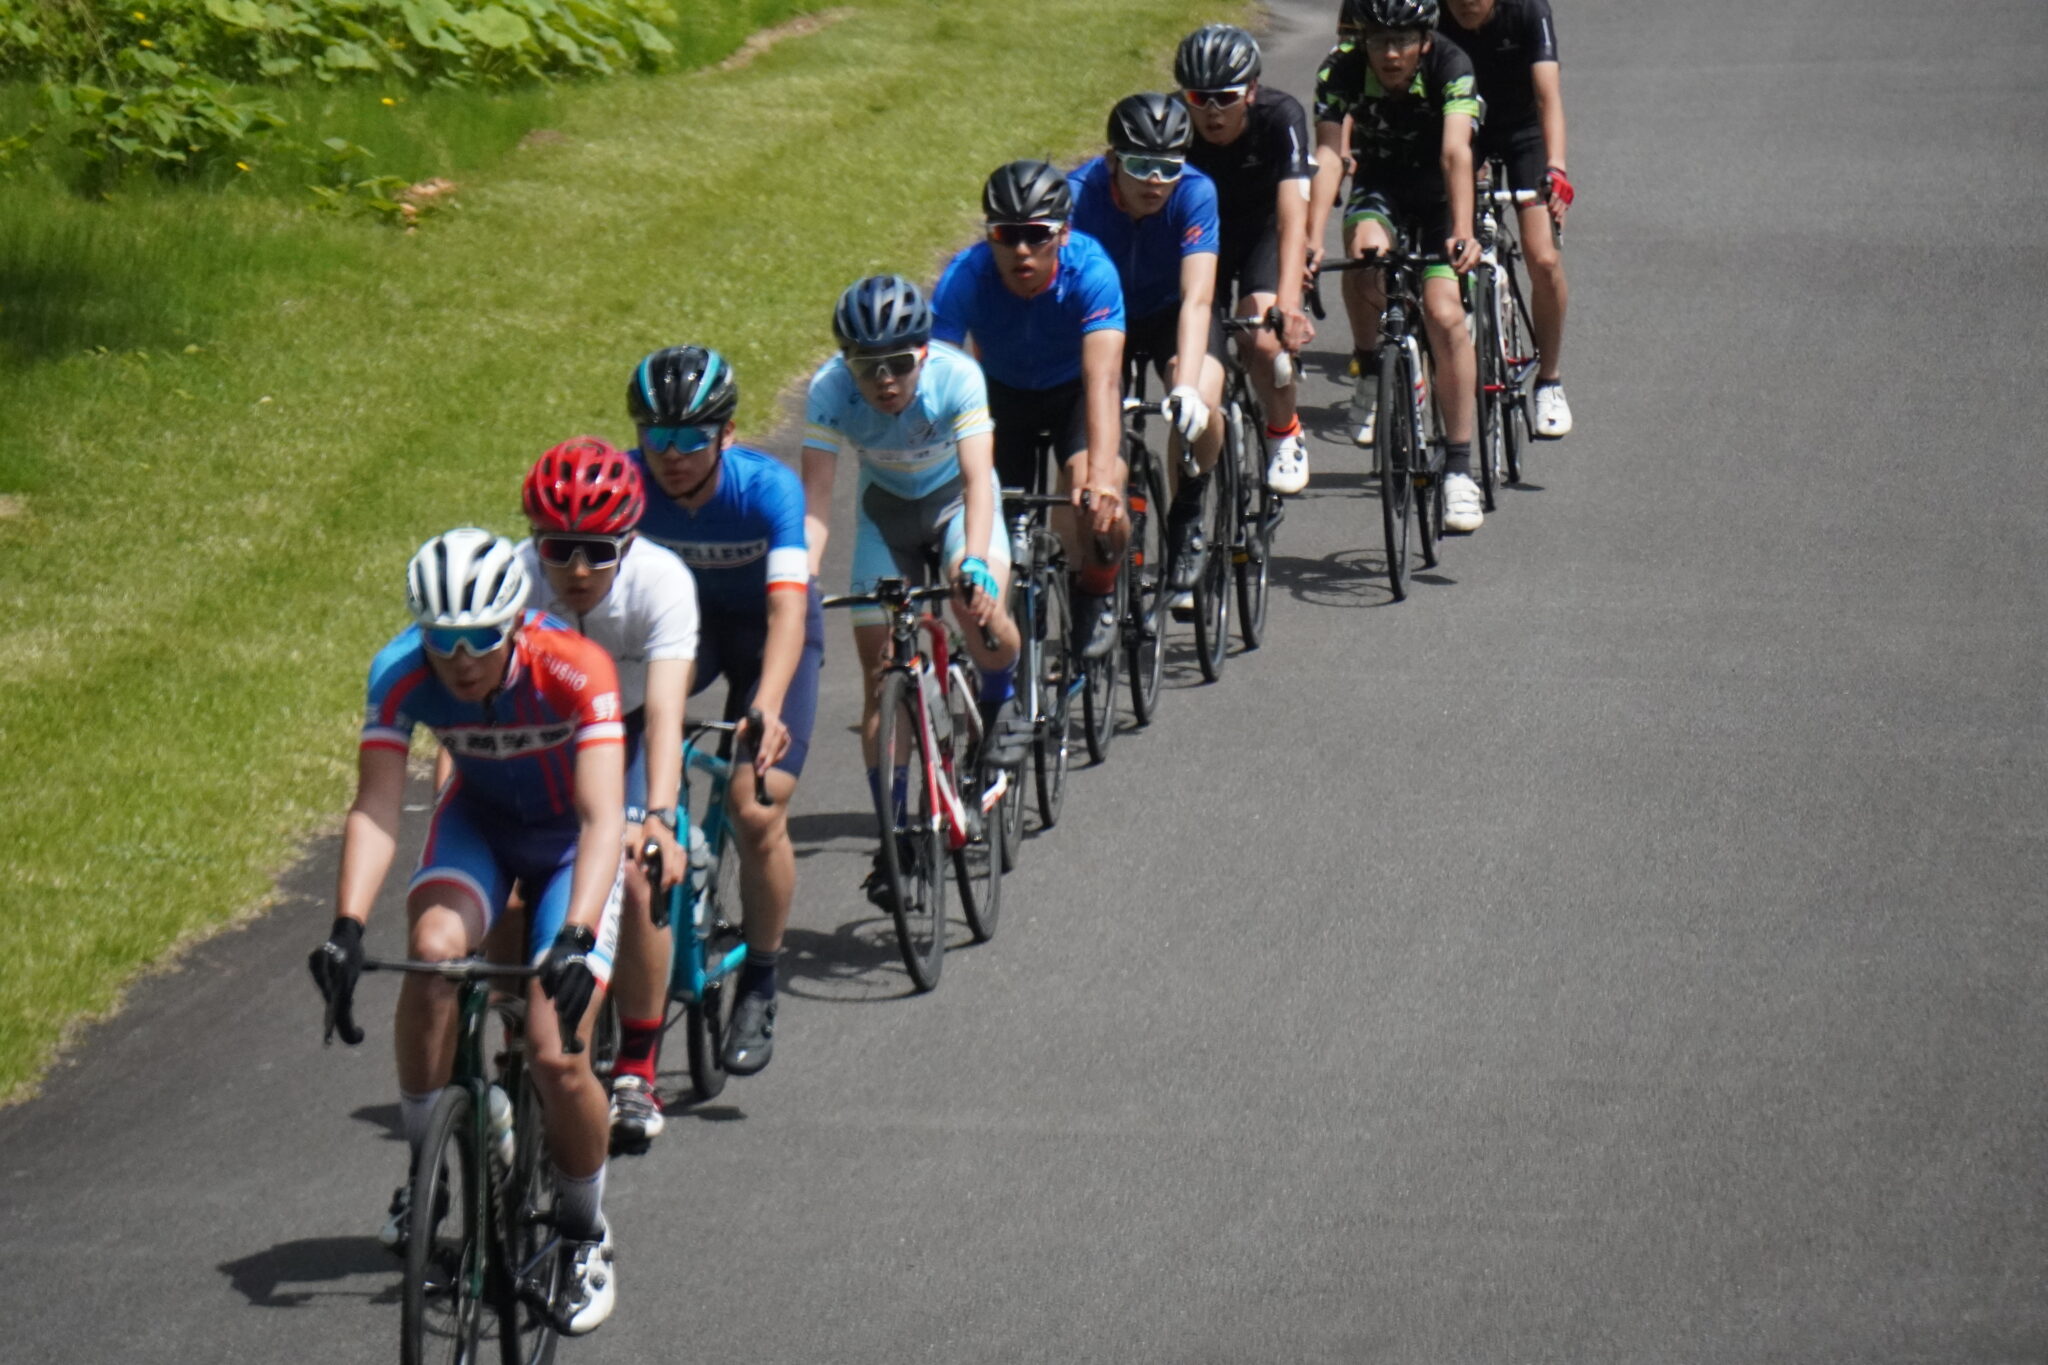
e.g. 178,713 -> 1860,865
643,807 -> 677,831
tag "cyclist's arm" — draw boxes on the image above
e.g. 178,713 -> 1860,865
1274,176 -> 1311,315
641,656 -> 690,818
1532,61 -> 1566,174
566,742 -> 626,935
1308,119 -> 1346,250
1174,252 -> 1218,392
1441,113 -> 1477,243
335,744 -> 408,927
1081,328 -> 1125,496
957,428 -> 997,567
799,446 -> 836,581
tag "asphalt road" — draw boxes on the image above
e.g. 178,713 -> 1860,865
6,1 -> 2045,1360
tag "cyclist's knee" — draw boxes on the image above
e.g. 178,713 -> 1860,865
405,900 -> 476,962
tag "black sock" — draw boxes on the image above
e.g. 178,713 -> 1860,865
1172,471 -> 1209,512
737,950 -> 779,1002
1444,441 -> 1473,477
1354,349 -> 1378,376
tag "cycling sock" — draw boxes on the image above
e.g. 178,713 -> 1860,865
866,765 -> 881,812
1266,415 -> 1302,439
1075,561 -> 1120,597
553,1163 -> 607,1242
978,667 -> 1014,707
400,1088 -> 442,1157
737,949 -> 779,1002
869,765 -> 909,820
1535,377 -> 1562,390
1171,471 -> 1209,512
615,1015 -> 663,1085
1353,348 -> 1378,375
1444,440 -> 1473,477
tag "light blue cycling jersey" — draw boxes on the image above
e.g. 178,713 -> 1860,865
802,342 -> 995,500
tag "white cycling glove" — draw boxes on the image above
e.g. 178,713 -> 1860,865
1166,385 -> 1208,444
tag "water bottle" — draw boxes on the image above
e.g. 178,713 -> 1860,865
487,1084 -> 516,1169
686,822 -> 712,895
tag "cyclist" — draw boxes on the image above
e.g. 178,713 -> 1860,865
1173,23 -> 1318,496
932,159 -> 1128,661
627,345 -> 823,1078
1310,0 -> 1488,532
308,527 -> 623,1335
802,275 -> 1027,891
1068,92 -> 1225,601
517,439 -> 698,1148
1438,0 -> 1573,436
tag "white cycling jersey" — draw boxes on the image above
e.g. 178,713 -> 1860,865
515,536 -> 699,716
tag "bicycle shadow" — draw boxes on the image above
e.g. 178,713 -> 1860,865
218,1237 -> 400,1309
784,809 -> 875,860
775,914 -> 973,1004
351,1103 -> 404,1143
1267,547 -> 1400,609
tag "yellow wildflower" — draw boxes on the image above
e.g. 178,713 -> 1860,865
139,38 -> 154,47
133,10 -> 146,19
381,97 -> 397,107
235,161 -> 251,172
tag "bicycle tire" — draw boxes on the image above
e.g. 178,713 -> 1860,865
587,997 -> 620,1086
1233,398 -> 1271,649
1377,350 -> 1414,601
1192,433 -> 1233,682
1416,361 -> 1442,571
944,661 -> 1002,942
680,824 -> 743,1100
404,1087 -> 485,1365
874,670 -> 945,990
1124,447 -> 1167,725
1081,568 -> 1120,764
1033,562 -> 1074,829
1500,256 -> 1534,483
495,1067 -> 559,1365
1469,270 -> 1504,512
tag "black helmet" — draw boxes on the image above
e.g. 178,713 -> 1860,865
833,274 -> 932,352
627,345 -> 738,428
982,159 -> 1072,224
1356,0 -> 1439,32
1338,0 -> 1370,34
1174,24 -> 1261,90
1107,92 -> 1192,157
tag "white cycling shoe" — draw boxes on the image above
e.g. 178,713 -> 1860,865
1443,473 -> 1484,533
1265,431 -> 1309,495
1351,373 -> 1377,448
1533,382 -> 1573,438
561,1217 -> 616,1336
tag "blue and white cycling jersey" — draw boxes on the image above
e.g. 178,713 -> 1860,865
630,443 -> 811,616
1067,157 -> 1220,322
931,232 -> 1125,392
802,342 -> 995,501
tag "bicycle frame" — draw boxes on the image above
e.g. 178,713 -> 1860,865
660,720 -> 751,1015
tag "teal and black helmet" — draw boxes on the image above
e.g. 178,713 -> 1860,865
628,345 -> 739,428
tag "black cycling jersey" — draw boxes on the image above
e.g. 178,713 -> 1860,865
1315,38 -> 1484,185
1437,0 -> 1557,135
1185,88 -> 1316,257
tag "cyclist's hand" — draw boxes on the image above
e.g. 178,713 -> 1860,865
639,815 -> 684,894
1166,385 -> 1209,444
308,916 -> 366,1046
746,708 -> 791,778
1280,306 -> 1315,353
1447,237 -> 1481,275
954,555 -> 999,624
1544,165 -> 1573,224
1079,485 -> 1124,535
1304,243 -> 1324,282
539,925 -> 599,1052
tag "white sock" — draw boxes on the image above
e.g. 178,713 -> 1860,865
399,1089 -> 442,1160
554,1162 -> 607,1240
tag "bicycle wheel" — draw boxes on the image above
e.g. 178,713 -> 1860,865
873,669 -> 945,990
1233,398 -> 1271,650
1123,447 -> 1167,726
1417,371 -> 1442,570
1081,564 -> 1121,764
404,1087 -> 485,1365
1191,435 -> 1233,681
494,1067 -> 560,1365
681,832 -> 742,1101
586,997 -> 620,1086
1033,561 -> 1074,830
944,661 -> 1002,943
1500,257 -> 1534,484
1469,270 -> 1504,512
1377,349 -> 1414,601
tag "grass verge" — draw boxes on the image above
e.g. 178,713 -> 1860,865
0,0 -> 1242,1102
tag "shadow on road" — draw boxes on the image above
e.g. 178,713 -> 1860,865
351,1103 -> 404,1143
1267,547 -> 1398,609
218,1237 -> 400,1308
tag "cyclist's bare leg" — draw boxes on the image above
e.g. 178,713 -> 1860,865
1165,353 -> 1228,492
945,551 -> 1020,672
1054,452 -> 1130,574
1517,200 -> 1567,381
394,893 -> 480,1095
853,623 -> 892,770
1237,292 -> 1296,431
522,972 -> 609,1180
611,831 -> 670,1030
730,764 -> 796,956
1421,274 -> 1476,445
1346,219 -> 1396,345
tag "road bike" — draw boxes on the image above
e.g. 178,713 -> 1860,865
1001,487 -> 1081,855
1114,359 -> 1173,714
1215,307 -> 1288,652
1470,159 -> 1544,506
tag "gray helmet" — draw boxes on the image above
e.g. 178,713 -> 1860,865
981,159 -> 1072,224
1356,0 -> 1439,32
1107,92 -> 1193,156
1174,24 -> 1261,90
627,345 -> 738,428
833,274 -> 932,352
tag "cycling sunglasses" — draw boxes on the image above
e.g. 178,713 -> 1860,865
536,532 -> 630,569
422,623 -> 513,658
1117,152 -> 1186,184
640,424 -> 715,455
987,221 -> 1062,248
848,351 -> 922,381
1182,85 -> 1249,109
1364,31 -> 1427,54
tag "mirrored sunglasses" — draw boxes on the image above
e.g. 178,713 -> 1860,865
422,622 -> 513,658
848,351 -> 922,381
1183,85 -> 1249,109
1117,152 -> 1186,183
988,222 -> 1061,248
536,533 -> 630,569
640,424 -> 715,455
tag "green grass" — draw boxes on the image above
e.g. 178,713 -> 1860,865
0,0 -> 1243,1101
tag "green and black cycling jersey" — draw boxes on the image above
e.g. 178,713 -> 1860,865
1314,38 -> 1484,183
1437,0 -> 1557,137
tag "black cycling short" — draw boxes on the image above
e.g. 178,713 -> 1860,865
1123,305 -> 1224,385
1475,120 -> 1548,197
1344,179 -> 1455,279
986,376 -> 1086,493
1215,219 -> 1280,306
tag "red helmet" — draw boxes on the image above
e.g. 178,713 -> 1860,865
522,437 -> 644,535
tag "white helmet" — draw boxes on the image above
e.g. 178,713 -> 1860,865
405,528 -> 530,629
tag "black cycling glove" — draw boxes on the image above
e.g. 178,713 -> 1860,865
539,925 -> 599,1054
308,916 -> 366,1046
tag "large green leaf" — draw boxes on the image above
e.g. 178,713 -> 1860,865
203,0 -> 271,31
456,6 -> 533,51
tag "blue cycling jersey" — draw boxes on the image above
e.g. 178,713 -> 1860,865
802,341 -> 995,501
931,232 -> 1125,392
630,444 -> 811,617
1066,157 -> 1219,321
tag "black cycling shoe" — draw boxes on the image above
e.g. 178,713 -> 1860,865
720,993 -> 776,1076
862,847 -> 897,910
1166,500 -> 1206,593
977,696 -> 1031,769
1073,591 -> 1119,660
